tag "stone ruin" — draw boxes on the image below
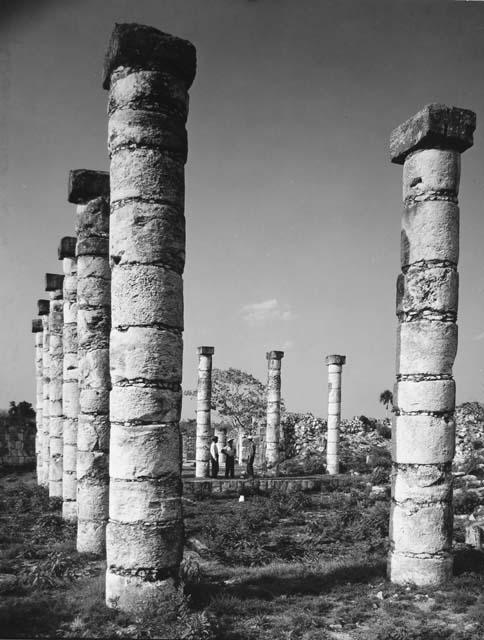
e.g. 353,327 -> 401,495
26,21 -> 480,612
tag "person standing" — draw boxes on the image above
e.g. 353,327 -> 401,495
246,435 -> 256,478
223,438 -> 236,478
210,436 -> 219,478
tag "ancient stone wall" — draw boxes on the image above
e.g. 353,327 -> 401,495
0,418 -> 36,468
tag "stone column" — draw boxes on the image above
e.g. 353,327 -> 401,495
103,22 -> 196,611
325,354 -> 346,475
38,299 -> 50,488
45,273 -> 64,498
68,169 -> 110,553
265,350 -> 284,473
196,347 -> 215,478
32,318 -> 44,484
389,104 -> 476,585
58,237 -> 79,521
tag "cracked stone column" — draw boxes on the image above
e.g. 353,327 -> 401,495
46,273 -> 64,498
68,169 -> 110,553
38,299 -> 50,488
266,350 -> 284,473
32,318 -> 44,484
103,22 -> 196,611
58,237 -> 79,521
325,355 -> 345,475
196,347 -> 215,478
389,103 -> 476,585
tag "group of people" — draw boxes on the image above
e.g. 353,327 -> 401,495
209,435 -> 257,479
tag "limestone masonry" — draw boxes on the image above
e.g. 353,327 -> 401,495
196,346 -> 215,478
103,23 -> 196,611
389,103 -> 476,586
265,351 -> 284,473
325,355 -> 346,475
68,169 -> 110,554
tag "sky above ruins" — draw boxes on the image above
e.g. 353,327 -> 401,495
1,0 -> 484,420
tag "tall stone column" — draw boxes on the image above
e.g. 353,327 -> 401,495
389,103 -> 476,585
58,237 -> 79,521
325,354 -> 345,475
103,22 -> 196,611
196,346 -> 215,478
68,169 -> 110,553
38,299 -> 50,488
265,350 -> 284,473
32,318 -> 44,484
46,273 -> 64,498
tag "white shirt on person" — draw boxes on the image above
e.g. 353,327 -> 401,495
210,442 -> 218,458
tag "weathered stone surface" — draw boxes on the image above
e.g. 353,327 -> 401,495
392,415 -> 455,464
394,379 -> 455,414
110,203 -> 185,273
110,386 -> 181,424
45,273 -> 64,292
325,356 -> 345,475
390,104 -> 476,165
402,149 -> 460,201
397,267 -> 458,320
388,552 -> 452,585
68,169 -> 109,204
102,22 -> 196,90
266,351 -> 284,472
396,321 -> 457,375
110,148 -> 184,207
110,327 -> 183,384
195,348 -> 214,478
48,293 -> 63,499
58,236 -> 77,260
74,172 -> 111,555
105,570 -> 178,611
401,201 -> 459,268
389,104 -> 475,586
40,313 -> 50,488
111,264 -> 183,328
109,478 -> 182,522
110,423 -> 181,478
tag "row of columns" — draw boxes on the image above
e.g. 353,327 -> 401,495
193,346 -> 346,476
27,21 -> 476,608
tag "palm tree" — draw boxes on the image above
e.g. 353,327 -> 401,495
379,390 -> 394,413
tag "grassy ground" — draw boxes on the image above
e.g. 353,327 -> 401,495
1,472 -> 484,639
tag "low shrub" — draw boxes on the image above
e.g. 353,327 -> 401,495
454,490 -> 481,515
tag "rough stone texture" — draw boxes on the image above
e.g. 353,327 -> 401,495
71,170 -> 110,555
325,355 -> 346,475
60,238 -> 79,521
389,103 -> 476,586
390,104 -> 476,165
46,276 -> 64,498
38,300 -> 50,487
196,347 -> 214,478
265,351 -> 284,473
103,22 -> 196,611
32,319 -> 43,483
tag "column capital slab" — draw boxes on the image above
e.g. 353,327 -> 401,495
102,22 -> 197,90
266,350 -> 284,360
390,103 -> 476,165
68,169 -> 110,204
197,346 -> 214,356
37,299 -> 49,316
58,236 -> 77,260
45,273 -> 64,292
32,318 -> 43,333
325,354 -> 346,366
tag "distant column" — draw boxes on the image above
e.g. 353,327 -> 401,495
38,299 -> 50,488
196,347 -> 215,478
59,237 -> 79,521
265,350 -> 284,473
103,22 -> 196,611
32,318 -> 44,484
389,104 -> 476,585
68,169 -> 110,553
45,273 -> 64,497
325,354 -> 346,475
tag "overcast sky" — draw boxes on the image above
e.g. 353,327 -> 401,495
1,0 -> 484,420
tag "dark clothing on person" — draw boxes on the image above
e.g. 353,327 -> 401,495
210,455 -> 219,478
246,440 -> 256,477
225,455 -> 235,478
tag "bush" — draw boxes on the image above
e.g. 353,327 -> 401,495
371,466 -> 390,485
454,490 -> 481,515
278,454 -> 325,477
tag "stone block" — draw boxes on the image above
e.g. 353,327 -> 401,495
394,379 -> 455,413
396,321 -> 457,375
392,414 -> 455,464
